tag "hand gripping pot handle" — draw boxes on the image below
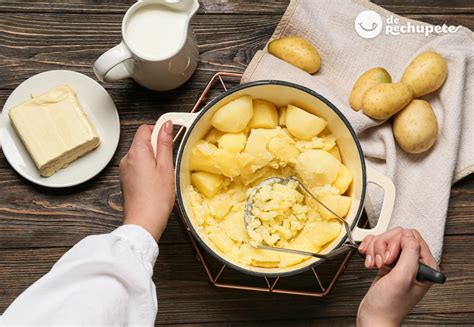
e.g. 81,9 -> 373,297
151,112 -> 199,156
352,165 -> 396,242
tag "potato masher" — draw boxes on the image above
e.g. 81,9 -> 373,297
244,176 -> 446,284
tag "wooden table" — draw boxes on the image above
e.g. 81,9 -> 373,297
0,1 -> 473,325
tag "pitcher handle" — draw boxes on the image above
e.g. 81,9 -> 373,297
94,42 -> 132,82
352,165 -> 396,242
151,112 -> 199,156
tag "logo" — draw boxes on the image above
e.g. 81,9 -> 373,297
355,10 -> 383,39
355,11 -> 463,38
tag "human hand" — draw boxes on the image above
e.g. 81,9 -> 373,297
120,122 -> 175,241
356,228 -> 438,326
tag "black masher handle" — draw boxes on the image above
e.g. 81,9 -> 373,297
417,262 -> 446,284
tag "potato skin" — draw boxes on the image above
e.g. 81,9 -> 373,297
401,51 -> 447,97
362,83 -> 414,120
349,67 -> 392,111
268,36 -> 321,74
393,99 -> 438,154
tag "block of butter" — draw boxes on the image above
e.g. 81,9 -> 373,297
9,85 -> 101,177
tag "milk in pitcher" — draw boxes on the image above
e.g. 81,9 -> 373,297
126,4 -> 188,60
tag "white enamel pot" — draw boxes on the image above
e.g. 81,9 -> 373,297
151,81 -> 396,277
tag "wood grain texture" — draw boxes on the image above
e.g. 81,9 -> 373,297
0,235 -> 473,324
0,13 -> 276,89
0,171 -> 472,249
0,0 -> 473,325
0,0 -> 473,14
0,12 -> 472,89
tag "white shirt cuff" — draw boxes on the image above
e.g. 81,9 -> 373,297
112,224 -> 159,267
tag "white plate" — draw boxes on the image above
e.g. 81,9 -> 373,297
0,70 -> 120,188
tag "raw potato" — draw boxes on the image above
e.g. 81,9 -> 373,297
248,99 -> 278,129
211,95 -> 253,133
401,51 -> 447,97
349,67 -> 392,111
268,36 -> 321,74
191,171 -> 225,198
286,105 -> 327,140
393,99 -> 438,154
362,83 -> 414,120
278,106 -> 287,126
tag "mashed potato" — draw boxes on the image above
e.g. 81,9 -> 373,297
187,97 -> 353,268
247,180 -> 308,247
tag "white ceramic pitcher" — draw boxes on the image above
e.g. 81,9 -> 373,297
94,0 -> 199,91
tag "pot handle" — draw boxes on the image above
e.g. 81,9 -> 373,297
352,165 -> 396,242
151,112 -> 199,156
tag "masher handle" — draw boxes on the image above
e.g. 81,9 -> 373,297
417,262 -> 446,284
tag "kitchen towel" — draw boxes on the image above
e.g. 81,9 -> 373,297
241,0 -> 473,261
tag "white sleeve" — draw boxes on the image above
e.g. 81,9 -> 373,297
0,224 -> 159,326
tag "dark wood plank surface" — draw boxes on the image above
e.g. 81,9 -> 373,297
0,0 -> 473,325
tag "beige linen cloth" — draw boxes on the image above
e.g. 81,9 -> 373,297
241,0 -> 473,260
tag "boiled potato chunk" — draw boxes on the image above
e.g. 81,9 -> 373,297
218,133 -> 247,154
296,150 -> 341,187
393,99 -> 438,154
317,194 -> 352,219
211,95 -> 253,133
248,99 -> 278,129
204,128 -> 224,144
239,166 -> 275,186
278,252 -> 307,268
209,231 -> 234,254
310,220 -> 342,247
362,83 -> 414,120
244,129 -> 274,168
191,171 -> 225,198
328,145 -> 342,161
278,240 -> 316,267
268,133 -> 300,165
278,106 -> 287,126
239,244 -> 280,267
268,36 -> 321,74
349,67 -> 392,111
333,164 -> 353,194
286,105 -> 327,140
237,152 -> 254,169
221,209 -> 248,243
212,149 -> 241,178
401,51 -> 447,97
189,141 -> 221,174
209,194 -> 232,220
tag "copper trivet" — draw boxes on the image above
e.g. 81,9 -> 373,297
172,71 -> 356,297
